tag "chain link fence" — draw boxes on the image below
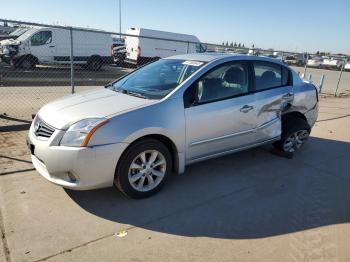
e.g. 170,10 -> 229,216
1,19 -> 349,129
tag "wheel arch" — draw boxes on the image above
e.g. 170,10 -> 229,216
281,111 -> 310,131
88,54 -> 103,63
86,55 -> 104,70
117,134 -> 181,175
15,54 -> 39,66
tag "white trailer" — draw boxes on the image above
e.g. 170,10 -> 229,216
0,27 -> 115,70
125,28 -> 206,65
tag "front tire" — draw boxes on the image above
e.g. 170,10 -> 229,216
114,139 -> 172,199
274,117 -> 310,153
15,56 -> 37,70
87,56 -> 103,71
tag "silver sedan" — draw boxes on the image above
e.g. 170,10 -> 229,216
27,53 -> 319,198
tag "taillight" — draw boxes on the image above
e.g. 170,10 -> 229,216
137,46 -> 141,57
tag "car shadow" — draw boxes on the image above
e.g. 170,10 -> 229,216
66,137 -> 350,239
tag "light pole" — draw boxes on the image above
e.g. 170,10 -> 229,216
118,0 -> 122,39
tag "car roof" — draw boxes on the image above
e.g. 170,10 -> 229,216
165,53 -> 235,62
165,52 -> 286,65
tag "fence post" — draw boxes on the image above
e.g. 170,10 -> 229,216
319,75 -> 325,93
334,60 -> 346,97
69,27 -> 75,94
303,52 -> 308,78
0,63 -> 2,86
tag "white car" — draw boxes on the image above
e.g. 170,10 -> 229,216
322,57 -> 345,70
307,57 -> 323,68
344,62 -> 350,71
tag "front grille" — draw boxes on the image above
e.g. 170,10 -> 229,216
34,117 -> 56,138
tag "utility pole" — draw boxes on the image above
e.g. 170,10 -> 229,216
119,0 -> 122,38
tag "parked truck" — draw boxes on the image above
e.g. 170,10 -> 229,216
0,27 -> 115,70
125,27 -> 206,65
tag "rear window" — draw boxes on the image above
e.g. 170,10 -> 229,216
253,61 -> 291,91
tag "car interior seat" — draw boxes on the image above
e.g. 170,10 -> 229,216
222,67 -> 247,94
197,66 -> 247,103
259,71 -> 279,89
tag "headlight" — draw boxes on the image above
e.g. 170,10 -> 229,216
2,47 -> 10,55
60,118 -> 109,147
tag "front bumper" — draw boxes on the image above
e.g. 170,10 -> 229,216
27,126 -> 129,190
0,54 -> 11,63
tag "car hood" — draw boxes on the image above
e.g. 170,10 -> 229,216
38,88 -> 155,129
0,38 -> 20,46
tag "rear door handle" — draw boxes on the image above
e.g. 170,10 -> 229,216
240,105 -> 254,113
49,45 -> 55,48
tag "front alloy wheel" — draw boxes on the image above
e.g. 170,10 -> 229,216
115,139 -> 172,198
128,150 -> 166,192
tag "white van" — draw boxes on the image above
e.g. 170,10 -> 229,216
125,28 -> 206,65
0,27 -> 115,70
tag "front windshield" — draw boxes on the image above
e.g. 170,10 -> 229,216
111,59 -> 205,99
16,28 -> 39,42
9,28 -> 29,37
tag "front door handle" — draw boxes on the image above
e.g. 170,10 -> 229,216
282,92 -> 294,100
240,105 -> 254,113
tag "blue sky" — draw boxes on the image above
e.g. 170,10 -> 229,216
2,0 -> 349,54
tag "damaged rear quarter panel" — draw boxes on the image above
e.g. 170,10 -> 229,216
284,83 -> 318,127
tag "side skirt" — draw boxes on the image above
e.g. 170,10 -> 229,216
186,136 -> 280,166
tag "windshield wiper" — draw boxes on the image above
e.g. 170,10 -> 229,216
110,86 -> 149,99
117,88 -> 149,99
125,90 -> 149,99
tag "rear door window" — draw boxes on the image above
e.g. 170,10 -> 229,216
253,61 -> 291,91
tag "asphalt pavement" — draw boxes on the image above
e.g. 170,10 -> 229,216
0,63 -> 349,95
0,64 -> 132,86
